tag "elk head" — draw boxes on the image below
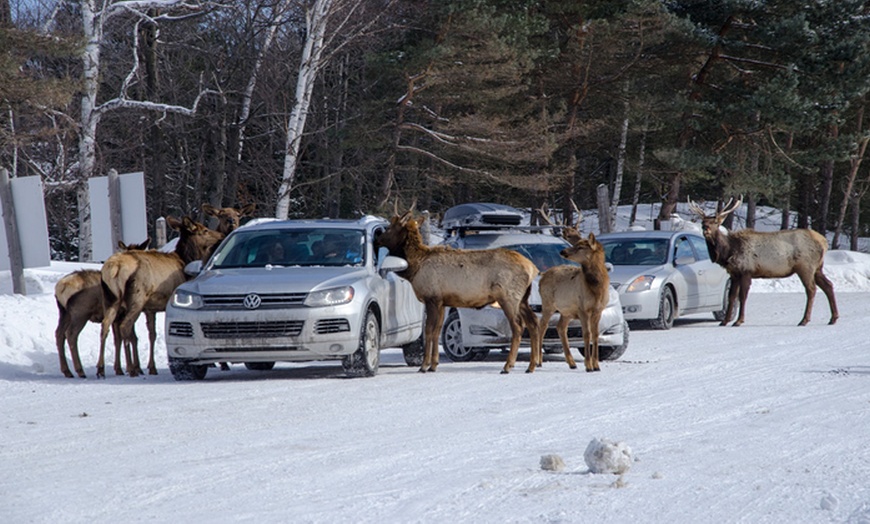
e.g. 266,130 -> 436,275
688,196 -> 742,240
202,203 -> 256,235
560,232 -> 603,265
375,210 -> 417,256
167,215 -> 225,263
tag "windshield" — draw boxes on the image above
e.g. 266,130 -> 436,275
210,228 -> 365,268
502,243 -> 577,272
599,238 -> 669,266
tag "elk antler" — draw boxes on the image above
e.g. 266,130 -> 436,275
719,196 -> 743,219
687,197 -> 707,218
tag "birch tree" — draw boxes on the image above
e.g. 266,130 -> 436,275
275,0 -> 394,220
75,0 -> 214,260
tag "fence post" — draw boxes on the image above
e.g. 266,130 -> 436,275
155,217 -> 167,249
597,184 -> 612,234
108,168 -> 122,252
0,168 -> 26,295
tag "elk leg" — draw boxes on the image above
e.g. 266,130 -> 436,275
501,305 -> 524,374
119,309 -> 142,377
428,307 -> 445,372
588,310 -> 602,372
733,275 -> 752,327
55,310 -> 73,378
721,275 -> 740,326
556,315 -> 577,370
112,321 -> 125,375
815,270 -> 838,325
145,311 -> 158,375
524,302 -> 545,373
797,270 -> 817,326
421,303 -> 441,372
67,316 -> 88,378
98,304 -> 121,379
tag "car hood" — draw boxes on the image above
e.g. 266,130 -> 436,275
608,264 -> 668,288
178,266 -> 369,295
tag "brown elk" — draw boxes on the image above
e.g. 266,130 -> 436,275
97,217 -> 224,377
375,210 -> 541,373
534,233 -> 610,373
689,197 -> 838,327
53,239 -> 151,378
203,203 -> 256,235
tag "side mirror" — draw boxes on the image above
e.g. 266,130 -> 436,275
379,255 -> 408,275
674,255 -> 694,266
184,260 -> 203,276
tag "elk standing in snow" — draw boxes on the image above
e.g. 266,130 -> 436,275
534,233 -> 610,372
689,197 -> 838,326
375,210 -> 541,373
97,217 -> 224,377
54,239 -> 151,378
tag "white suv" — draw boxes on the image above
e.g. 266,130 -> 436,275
164,216 -> 425,379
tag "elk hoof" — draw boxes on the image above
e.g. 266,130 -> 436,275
62,370 -> 74,378
568,364 -> 577,370
829,317 -> 838,325
96,367 -> 106,379
797,320 -> 808,326
149,369 -> 158,376
718,321 -> 729,327
114,367 -> 124,376
500,369 -> 510,375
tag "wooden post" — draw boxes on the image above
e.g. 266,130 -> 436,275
0,168 -> 26,295
155,217 -> 167,248
108,168 -> 122,253
597,184 -> 611,234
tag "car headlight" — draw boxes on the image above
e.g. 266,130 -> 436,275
304,286 -> 354,307
625,275 -> 654,293
171,289 -> 204,309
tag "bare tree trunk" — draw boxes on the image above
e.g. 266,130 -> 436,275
833,105 -> 868,248
629,114 -> 648,228
610,96 -> 629,231
276,0 -> 333,220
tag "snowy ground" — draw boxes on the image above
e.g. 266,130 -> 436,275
3,204 -> 870,523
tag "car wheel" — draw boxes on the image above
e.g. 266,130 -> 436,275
650,287 -> 675,330
244,362 -> 275,371
587,320 -> 629,361
400,331 -> 424,367
713,279 -> 731,322
441,310 -> 476,362
169,358 -> 208,381
343,310 -> 380,377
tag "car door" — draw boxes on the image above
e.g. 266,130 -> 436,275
672,235 -> 703,311
374,240 -> 423,346
687,234 -> 728,308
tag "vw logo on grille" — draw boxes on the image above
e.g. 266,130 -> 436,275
243,293 -> 262,310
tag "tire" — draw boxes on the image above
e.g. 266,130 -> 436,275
592,320 -> 630,361
244,362 -> 275,371
650,287 -> 675,330
400,331 -> 424,367
713,279 -> 731,322
343,310 -> 380,377
441,310 -> 476,362
169,358 -> 208,381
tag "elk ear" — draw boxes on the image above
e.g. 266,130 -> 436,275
588,232 -> 596,243
399,210 -> 413,225
166,215 -> 182,231
240,203 -> 256,216
202,203 -> 217,217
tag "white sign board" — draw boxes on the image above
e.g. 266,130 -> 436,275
89,172 -> 148,262
0,175 -> 51,270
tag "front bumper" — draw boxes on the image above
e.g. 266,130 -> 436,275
164,302 -> 363,365
614,288 -> 661,321
456,307 -> 626,350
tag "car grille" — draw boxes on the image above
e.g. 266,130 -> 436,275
315,318 -> 350,334
168,322 -> 193,337
200,320 -> 304,339
209,346 -> 300,353
201,292 -> 307,309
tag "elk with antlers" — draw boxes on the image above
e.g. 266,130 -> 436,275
689,197 -> 838,327
375,209 -> 541,373
53,239 -> 151,378
533,233 -> 610,373
96,217 -> 224,377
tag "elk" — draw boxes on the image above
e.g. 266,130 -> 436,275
97,217 -> 224,377
202,203 -> 256,235
534,233 -> 610,373
689,197 -> 838,327
54,239 -> 151,378
375,210 -> 541,373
